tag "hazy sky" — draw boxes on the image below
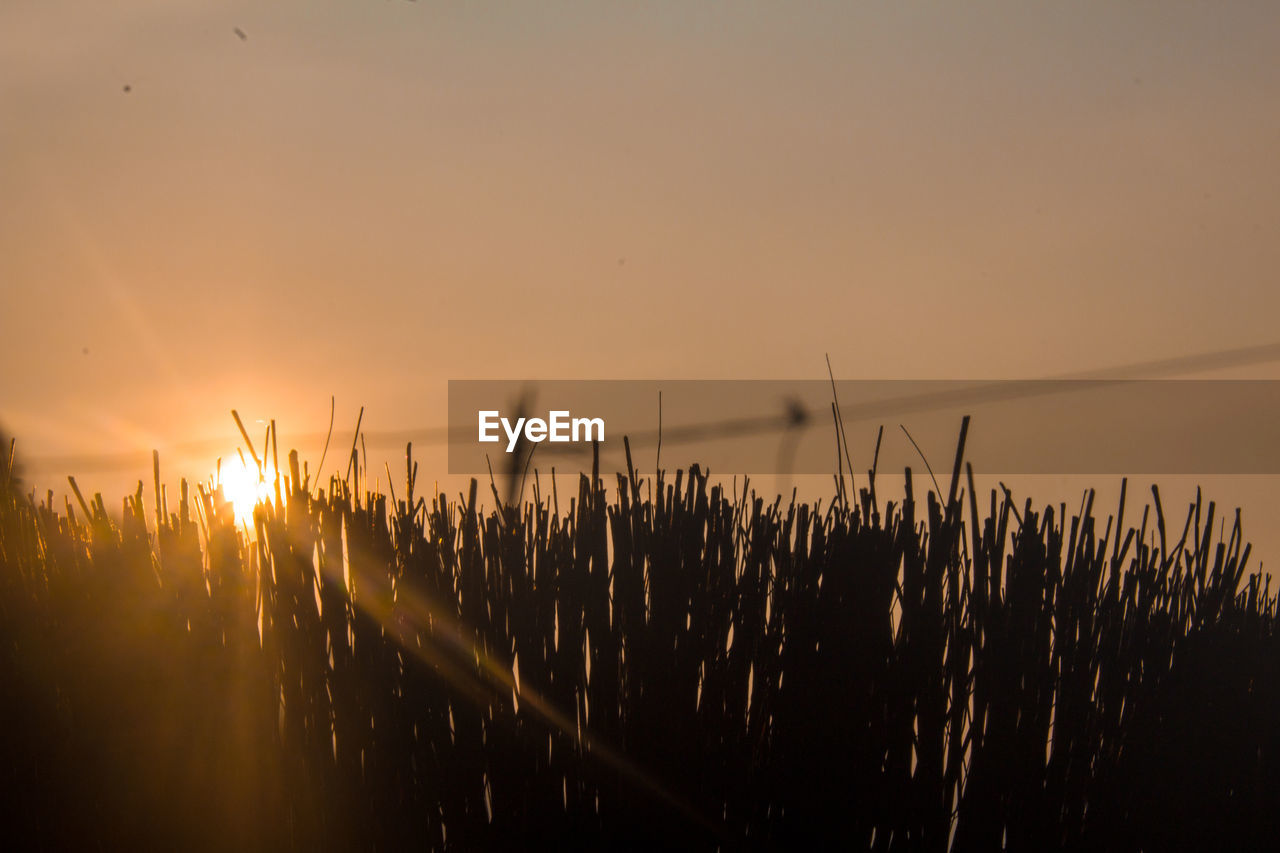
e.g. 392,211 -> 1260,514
4,1 -> 1280,535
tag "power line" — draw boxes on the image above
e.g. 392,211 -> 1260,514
19,341 -> 1280,474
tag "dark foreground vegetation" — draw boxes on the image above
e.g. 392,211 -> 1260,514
1,429 -> 1278,851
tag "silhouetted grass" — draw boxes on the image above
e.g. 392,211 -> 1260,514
1,429 -> 1276,851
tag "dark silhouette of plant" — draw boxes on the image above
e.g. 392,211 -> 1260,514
0,428 -> 1276,851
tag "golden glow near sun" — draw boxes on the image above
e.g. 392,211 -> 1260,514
216,455 -> 273,526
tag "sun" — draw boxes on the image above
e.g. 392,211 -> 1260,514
216,454 -> 273,526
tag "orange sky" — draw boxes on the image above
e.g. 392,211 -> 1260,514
3,1 -> 1280,564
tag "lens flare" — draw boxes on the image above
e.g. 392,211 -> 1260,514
216,455 -> 272,525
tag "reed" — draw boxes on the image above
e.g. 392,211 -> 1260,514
0,427 -> 1275,850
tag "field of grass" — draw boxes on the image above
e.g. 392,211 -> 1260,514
2,426 -> 1277,851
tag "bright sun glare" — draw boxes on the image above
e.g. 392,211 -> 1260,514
217,455 -> 273,526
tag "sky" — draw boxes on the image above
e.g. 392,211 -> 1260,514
3,1 -> 1280,562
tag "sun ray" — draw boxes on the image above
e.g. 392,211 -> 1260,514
215,453 -> 273,526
